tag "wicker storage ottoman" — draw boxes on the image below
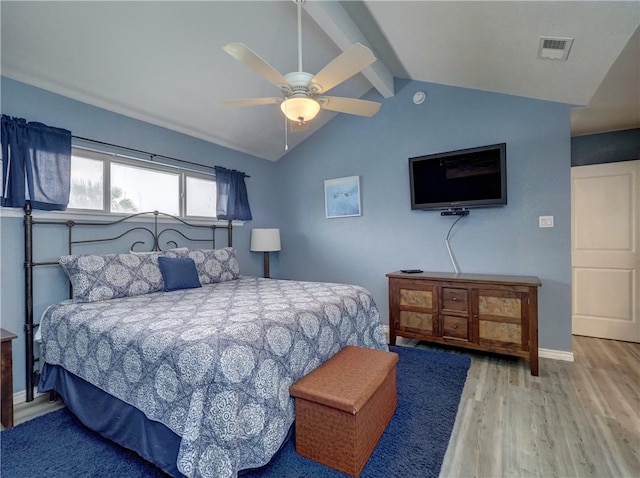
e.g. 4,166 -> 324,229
289,346 -> 399,477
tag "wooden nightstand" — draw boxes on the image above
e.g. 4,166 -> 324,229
1,328 -> 18,428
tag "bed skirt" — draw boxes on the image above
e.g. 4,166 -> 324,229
38,363 -> 293,477
39,363 -> 187,477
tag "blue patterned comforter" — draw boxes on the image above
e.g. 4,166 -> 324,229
39,277 -> 387,477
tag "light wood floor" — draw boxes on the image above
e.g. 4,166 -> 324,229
437,335 -> 640,478
7,392 -> 65,429
5,336 -> 640,477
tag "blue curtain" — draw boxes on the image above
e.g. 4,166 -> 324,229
214,166 -> 252,221
1,115 -> 72,211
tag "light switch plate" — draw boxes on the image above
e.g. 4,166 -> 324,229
539,215 -> 554,228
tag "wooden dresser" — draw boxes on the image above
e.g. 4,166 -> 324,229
387,271 -> 541,375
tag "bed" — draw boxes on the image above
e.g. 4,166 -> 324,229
24,207 -> 387,477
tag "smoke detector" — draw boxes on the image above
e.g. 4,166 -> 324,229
537,37 -> 574,61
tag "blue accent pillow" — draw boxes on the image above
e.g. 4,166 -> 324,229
157,257 -> 202,291
164,247 -> 241,284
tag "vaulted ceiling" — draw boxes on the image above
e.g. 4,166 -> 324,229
2,1 -> 638,161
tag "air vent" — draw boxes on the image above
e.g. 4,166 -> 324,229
537,36 -> 574,61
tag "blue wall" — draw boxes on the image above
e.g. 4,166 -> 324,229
1,76 -> 574,394
0,77 -> 279,392
274,79 -> 573,353
571,128 -> 640,166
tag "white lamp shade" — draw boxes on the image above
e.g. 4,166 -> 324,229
280,97 -> 320,123
250,228 -> 281,252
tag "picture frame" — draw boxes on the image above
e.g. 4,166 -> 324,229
324,175 -> 361,218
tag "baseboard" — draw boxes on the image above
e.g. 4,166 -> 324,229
384,325 -> 575,362
384,325 -> 419,346
13,388 -> 47,406
539,348 -> 574,362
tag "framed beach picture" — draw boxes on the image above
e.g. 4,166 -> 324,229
324,176 -> 361,218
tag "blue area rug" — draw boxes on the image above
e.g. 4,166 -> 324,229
1,346 -> 470,478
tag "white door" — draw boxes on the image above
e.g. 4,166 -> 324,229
571,160 -> 640,342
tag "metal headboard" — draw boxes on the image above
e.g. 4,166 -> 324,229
23,203 -> 233,401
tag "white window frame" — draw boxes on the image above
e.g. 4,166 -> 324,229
67,147 -> 219,221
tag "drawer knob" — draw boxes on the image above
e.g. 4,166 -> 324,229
452,297 -> 458,302
453,324 -> 458,329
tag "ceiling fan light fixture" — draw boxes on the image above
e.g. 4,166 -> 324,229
281,97 -> 320,123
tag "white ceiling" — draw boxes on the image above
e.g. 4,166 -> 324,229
2,1 -> 639,162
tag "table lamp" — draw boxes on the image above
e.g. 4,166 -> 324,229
250,228 -> 281,278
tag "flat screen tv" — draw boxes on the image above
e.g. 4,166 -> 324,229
409,143 -> 507,211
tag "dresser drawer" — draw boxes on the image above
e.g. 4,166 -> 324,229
442,315 -> 468,341
442,287 -> 468,312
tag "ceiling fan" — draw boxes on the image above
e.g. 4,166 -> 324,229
220,0 -> 381,125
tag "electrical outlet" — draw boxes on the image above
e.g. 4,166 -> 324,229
539,215 -> 554,228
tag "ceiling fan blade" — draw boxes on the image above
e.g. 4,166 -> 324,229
320,96 -> 381,117
223,42 -> 290,89
310,43 -> 376,94
220,97 -> 281,108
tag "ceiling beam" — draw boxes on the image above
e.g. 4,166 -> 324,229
303,1 -> 394,99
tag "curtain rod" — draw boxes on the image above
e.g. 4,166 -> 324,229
71,135 -> 249,177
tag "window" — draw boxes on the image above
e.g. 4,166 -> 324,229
68,148 -> 216,218
68,154 -> 104,210
186,176 -> 216,217
110,163 -> 179,215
